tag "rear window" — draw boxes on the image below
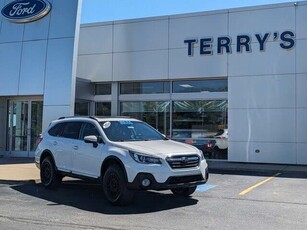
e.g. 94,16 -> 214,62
48,123 -> 65,137
48,122 -> 83,139
61,122 -> 83,139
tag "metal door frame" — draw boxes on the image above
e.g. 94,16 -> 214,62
6,97 -> 43,158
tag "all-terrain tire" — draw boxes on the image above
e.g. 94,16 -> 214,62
171,186 -> 197,196
102,164 -> 134,206
40,156 -> 61,189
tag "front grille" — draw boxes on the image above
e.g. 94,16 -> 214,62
166,155 -> 200,169
168,174 -> 204,184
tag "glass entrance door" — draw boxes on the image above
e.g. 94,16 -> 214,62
6,100 -> 43,157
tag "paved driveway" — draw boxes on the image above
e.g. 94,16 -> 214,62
0,167 -> 306,230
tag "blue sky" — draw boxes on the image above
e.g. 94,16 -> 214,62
81,0 -> 301,23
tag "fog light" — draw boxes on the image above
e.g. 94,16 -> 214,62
142,178 -> 151,187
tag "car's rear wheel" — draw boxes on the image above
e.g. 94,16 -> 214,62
171,186 -> 197,196
102,164 -> 134,206
40,156 -> 61,189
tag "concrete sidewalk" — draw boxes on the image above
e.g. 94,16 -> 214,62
1,157 -> 307,182
0,158 -> 39,181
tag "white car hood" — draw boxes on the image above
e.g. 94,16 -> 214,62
112,139 -> 200,158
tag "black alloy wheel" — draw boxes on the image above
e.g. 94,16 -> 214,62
102,164 -> 134,206
40,156 -> 61,189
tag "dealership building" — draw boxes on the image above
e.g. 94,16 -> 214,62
1,0 -> 307,165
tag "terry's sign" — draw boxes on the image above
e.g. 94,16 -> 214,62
1,0 -> 51,23
184,31 -> 295,56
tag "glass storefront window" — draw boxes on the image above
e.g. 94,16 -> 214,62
173,79 -> 228,93
95,83 -> 112,95
10,101 -> 28,151
172,100 -> 228,159
120,101 -> 170,136
6,99 -> 43,156
96,102 -> 111,116
75,101 -> 89,116
120,81 -> 170,94
30,101 -> 43,151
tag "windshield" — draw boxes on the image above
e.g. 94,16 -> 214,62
99,120 -> 166,142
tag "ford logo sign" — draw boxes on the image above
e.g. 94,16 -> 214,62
1,0 -> 51,23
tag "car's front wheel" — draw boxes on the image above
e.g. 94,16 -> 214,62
102,164 -> 134,206
171,186 -> 197,196
40,156 -> 62,189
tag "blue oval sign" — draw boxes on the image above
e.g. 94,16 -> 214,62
1,0 -> 51,23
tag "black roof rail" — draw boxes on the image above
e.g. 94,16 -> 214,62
89,116 -> 99,121
57,116 -> 131,121
58,116 -> 99,121
94,116 -> 131,118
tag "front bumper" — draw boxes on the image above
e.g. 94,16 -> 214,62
127,168 -> 209,191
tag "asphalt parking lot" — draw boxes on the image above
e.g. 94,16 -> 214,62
0,160 -> 307,230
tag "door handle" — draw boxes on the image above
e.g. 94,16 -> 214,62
53,141 -> 57,146
73,146 -> 79,150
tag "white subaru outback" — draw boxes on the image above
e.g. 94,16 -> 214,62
35,116 -> 209,205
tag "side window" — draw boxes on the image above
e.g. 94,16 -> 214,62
61,122 -> 83,139
48,123 -> 65,137
81,123 -> 100,139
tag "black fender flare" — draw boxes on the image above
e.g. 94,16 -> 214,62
100,156 -> 128,182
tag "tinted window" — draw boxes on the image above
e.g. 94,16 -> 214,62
95,102 -> 111,116
100,121 -> 164,142
95,84 -> 112,95
81,123 -> 100,139
120,82 -> 170,94
75,101 -> 89,116
173,79 -> 228,93
120,101 -> 170,136
48,123 -> 65,137
61,122 -> 83,139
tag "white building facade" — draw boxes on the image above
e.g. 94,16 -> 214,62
1,0 -> 307,165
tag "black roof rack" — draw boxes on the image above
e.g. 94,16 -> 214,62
57,116 -> 131,121
57,116 -> 99,121
93,116 -> 131,119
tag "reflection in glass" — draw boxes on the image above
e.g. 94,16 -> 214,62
173,79 -> 228,93
12,101 -> 28,151
6,102 -> 11,151
31,101 -> 43,151
120,82 -> 170,94
7,100 -> 43,154
120,101 -> 170,136
96,102 -> 111,116
95,83 -> 112,95
172,100 -> 228,160
75,101 -> 89,116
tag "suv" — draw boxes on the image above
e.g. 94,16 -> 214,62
35,116 -> 209,205
203,129 -> 228,159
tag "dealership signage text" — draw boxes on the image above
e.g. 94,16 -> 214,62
1,0 -> 51,23
184,31 -> 295,56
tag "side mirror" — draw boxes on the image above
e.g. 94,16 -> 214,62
84,135 -> 99,148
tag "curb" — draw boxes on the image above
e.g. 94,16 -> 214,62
0,179 -> 39,185
208,162 -> 307,175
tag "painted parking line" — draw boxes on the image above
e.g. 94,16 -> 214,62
239,172 -> 281,196
197,184 -> 216,192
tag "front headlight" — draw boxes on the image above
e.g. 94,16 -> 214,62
129,151 -> 162,164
